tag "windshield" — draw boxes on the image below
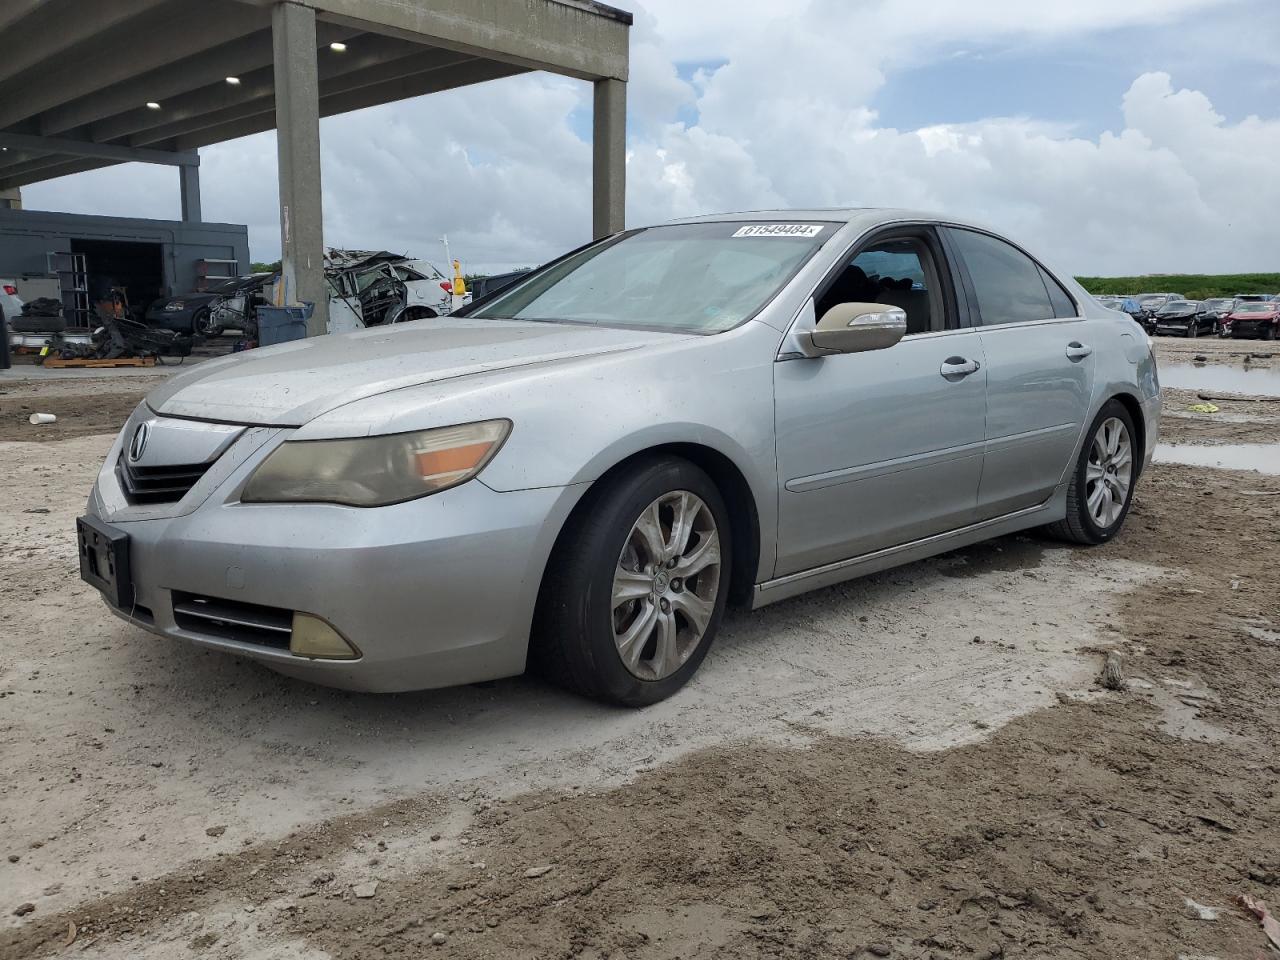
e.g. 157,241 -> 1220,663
1237,303 -> 1271,313
471,221 -> 835,333
1158,301 -> 1190,312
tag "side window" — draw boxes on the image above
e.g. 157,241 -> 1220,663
1038,266 -> 1077,319
947,228 -> 1054,326
815,237 -> 943,336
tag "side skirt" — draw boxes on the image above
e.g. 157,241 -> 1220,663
752,485 -> 1068,609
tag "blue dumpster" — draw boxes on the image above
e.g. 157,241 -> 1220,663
257,302 -> 314,346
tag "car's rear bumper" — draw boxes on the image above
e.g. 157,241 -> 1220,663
87,472 -> 584,692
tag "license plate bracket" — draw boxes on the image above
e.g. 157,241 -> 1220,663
76,515 -> 133,609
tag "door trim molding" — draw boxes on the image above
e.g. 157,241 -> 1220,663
754,496 -> 1055,606
786,442 -> 984,492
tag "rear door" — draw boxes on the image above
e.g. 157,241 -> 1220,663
942,227 -> 1094,519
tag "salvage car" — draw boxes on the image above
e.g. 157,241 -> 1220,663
1201,297 -> 1236,328
1152,299 -> 1213,337
146,275 -> 273,337
325,251 -> 453,332
1221,300 -> 1280,340
78,209 -> 1160,706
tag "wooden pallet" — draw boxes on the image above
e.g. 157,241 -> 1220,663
42,356 -> 157,369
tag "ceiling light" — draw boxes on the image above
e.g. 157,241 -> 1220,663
329,41 -> 347,52
145,101 -> 161,110
225,76 -> 241,85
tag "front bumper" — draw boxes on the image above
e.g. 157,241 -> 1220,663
1227,321 -> 1274,338
87,427 -> 583,692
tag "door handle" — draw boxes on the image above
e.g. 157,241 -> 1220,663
1066,341 -> 1093,361
940,356 -> 981,379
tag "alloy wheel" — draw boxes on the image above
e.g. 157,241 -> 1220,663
611,490 -> 721,681
1085,417 -> 1132,528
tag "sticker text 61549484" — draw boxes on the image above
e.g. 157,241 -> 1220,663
732,224 -> 825,238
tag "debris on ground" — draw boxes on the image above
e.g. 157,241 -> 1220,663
12,903 -> 35,917
1239,895 -> 1280,951
204,825 -> 226,838
523,865 -> 553,878
351,881 -> 378,899
1183,898 -> 1222,920
1100,651 -> 1127,691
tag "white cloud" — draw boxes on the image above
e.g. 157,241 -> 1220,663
19,0 -> 1280,277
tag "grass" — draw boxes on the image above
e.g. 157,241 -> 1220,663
1074,273 -> 1280,301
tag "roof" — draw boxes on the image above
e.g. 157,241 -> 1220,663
0,0 -> 630,190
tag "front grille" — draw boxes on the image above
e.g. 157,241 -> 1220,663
116,457 -> 213,504
171,592 -> 293,650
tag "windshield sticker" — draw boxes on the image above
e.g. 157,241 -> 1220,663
732,224 -> 825,238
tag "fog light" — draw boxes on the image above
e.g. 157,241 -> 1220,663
290,613 -> 359,660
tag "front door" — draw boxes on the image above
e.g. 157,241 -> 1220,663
943,227 -> 1095,518
773,231 -> 988,577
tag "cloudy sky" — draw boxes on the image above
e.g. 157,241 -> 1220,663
23,0 -> 1280,276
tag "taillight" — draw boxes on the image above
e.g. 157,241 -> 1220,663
2,285 -> 16,295
439,281 -> 453,293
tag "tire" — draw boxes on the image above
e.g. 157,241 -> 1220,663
1044,400 -> 1138,545
1264,326 -> 1276,342
194,310 -> 223,337
533,456 -> 731,706
1186,322 -> 1198,338
394,307 -> 438,323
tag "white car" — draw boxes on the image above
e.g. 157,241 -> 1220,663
1,278 -> 23,327
325,253 -> 454,333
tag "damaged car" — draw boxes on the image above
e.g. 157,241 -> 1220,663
146,274 -> 273,337
325,251 -> 454,332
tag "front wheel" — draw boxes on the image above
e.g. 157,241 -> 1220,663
1044,400 -> 1138,545
1186,322 -> 1198,338
1264,325 -> 1276,342
533,457 -> 731,706
194,310 -> 223,337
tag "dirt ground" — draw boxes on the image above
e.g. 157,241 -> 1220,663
3,340 -> 1280,960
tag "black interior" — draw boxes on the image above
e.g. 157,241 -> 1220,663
70,238 -> 164,319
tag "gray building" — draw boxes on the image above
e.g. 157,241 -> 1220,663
0,207 -> 249,320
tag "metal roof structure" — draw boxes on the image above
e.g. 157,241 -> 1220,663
0,0 -> 631,333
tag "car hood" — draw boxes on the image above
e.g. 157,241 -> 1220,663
147,317 -> 691,426
1157,308 -> 1194,318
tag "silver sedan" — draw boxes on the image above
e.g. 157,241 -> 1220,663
78,209 -> 1160,706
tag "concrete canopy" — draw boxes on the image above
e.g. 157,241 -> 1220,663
0,0 -> 631,334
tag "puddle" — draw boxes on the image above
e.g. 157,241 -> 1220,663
1159,362 -> 1280,397
1154,442 -> 1280,474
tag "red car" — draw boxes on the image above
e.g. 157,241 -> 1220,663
1222,301 -> 1280,340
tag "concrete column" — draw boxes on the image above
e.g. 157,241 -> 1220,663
592,78 -> 626,238
178,161 -> 201,222
272,1 -> 327,336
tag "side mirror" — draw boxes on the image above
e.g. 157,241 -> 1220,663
810,302 -> 907,354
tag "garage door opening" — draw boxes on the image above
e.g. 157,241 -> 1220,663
70,238 -> 164,321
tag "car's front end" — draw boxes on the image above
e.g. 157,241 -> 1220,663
80,404 -> 581,691
1223,305 -> 1280,339
1153,305 -> 1196,336
76,312 -> 737,692
144,294 -> 217,333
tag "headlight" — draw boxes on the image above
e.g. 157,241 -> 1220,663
241,420 -> 511,506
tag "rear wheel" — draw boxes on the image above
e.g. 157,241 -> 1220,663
394,306 -> 438,323
1044,400 -> 1137,545
534,457 -> 730,706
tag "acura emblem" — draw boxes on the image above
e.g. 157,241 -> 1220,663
128,422 -> 150,462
